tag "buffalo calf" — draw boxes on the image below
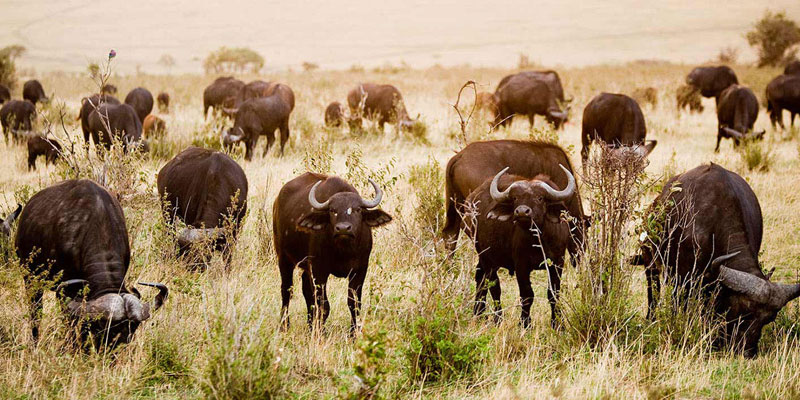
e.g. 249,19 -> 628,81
27,135 -> 61,170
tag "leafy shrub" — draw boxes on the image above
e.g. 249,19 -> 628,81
296,140 -> 333,175
0,45 -> 25,89
344,146 -> 399,192
716,46 -> 739,64
746,11 -> 800,67
204,47 -> 264,74
737,140 -> 774,172
408,157 -> 444,239
337,328 -> 391,400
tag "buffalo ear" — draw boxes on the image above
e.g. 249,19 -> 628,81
545,202 -> 568,224
297,211 -> 329,232
486,202 -> 514,222
364,209 -> 392,228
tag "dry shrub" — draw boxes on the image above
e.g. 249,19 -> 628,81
737,139 -> 774,172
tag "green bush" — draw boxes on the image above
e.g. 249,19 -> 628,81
204,47 -> 265,74
746,11 -> 800,67
408,157 -> 444,239
337,328 -> 392,400
737,140 -> 774,172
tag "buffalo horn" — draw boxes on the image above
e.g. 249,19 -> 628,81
489,167 -> 515,202
722,127 -> 745,139
55,279 -> 89,295
532,164 -> 576,201
308,180 -> 332,210
548,110 -> 568,120
360,178 -> 384,209
138,282 -> 169,311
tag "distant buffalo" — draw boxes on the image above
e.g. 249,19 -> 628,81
766,74 -> 800,129
581,93 -> 656,161
157,92 -> 170,113
633,163 -> 800,357
347,83 -> 417,132
125,87 -> 154,122
222,90 -> 293,160
0,84 -> 10,104
88,103 -> 145,152
631,87 -> 658,108
715,85 -> 764,152
27,135 -> 61,170
785,60 -> 800,76
686,66 -> 738,100
0,100 -> 36,144
324,101 -> 347,127
676,84 -> 704,113
22,80 -> 48,105
203,76 -> 245,119
493,71 -> 569,129
475,91 -> 499,115
158,147 -> 248,268
16,179 -> 168,347
143,114 -> 167,138
101,84 -> 118,95
274,173 -> 392,333
224,81 -> 295,116
78,94 -> 121,145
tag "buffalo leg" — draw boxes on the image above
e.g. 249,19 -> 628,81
25,281 -> 43,343
312,273 -> 331,331
27,153 -> 36,171
244,137 -> 256,161
278,256 -> 294,330
347,268 -> 366,335
515,269 -> 534,328
487,268 -> 502,323
473,262 -> 488,317
278,121 -> 289,156
791,112 -> 796,128
528,114 -> 535,129
546,261 -> 563,328
301,267 -> 315,328
714,130 -> 722,153
645,265 -> 661,320
263,131 -> 275,157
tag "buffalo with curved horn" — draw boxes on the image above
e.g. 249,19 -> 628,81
464,164 -> 578,327
16,179 -> 168,347
715,85 -> 764,152
274,173 -> 392,334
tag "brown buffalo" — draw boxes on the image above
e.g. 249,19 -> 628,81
766,74 -> 800,129
347,83 -> 416,132
22,80 -> 48,105
324,101 -> 347,127
715,85 -> 764,152
222,92 -> 293,160
124,87 -> 154,122
0,84 -> 10,105
143,114 -> 167,139
493,72 -> 568,129
87,103 -> 145,152
78,94 -> 121,146
203,76 -> 245,119
26,135 -> 61,170
686,66 -> 738,101
631,87 -> 658,108
0,99 -> 36,144
157,92 -> 170,113
581,93 -> 656,161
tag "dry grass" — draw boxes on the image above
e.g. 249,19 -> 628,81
0,62 -> 799,399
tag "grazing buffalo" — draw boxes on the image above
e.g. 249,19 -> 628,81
581,93 -> 657,161
158,147 -> 248,268
631,87 -> 658,108
16,179 -> 168,347
87,103 -> 144,152
715,85 -> 764,152
633,163 -> 800,357
765,74 -> 800,129
78,94 -> 121,145
493,72 -> 569,129
221,94 -> 292,160
324,101 -> 346,127
125,87 -> 154,122
27,135 -> 61,170
224,81 -> 296,116
274,173 -> 392,333
0,84 -> 10,104
443,140 -> 587,255
785,60 -> 800,76
676,84 -> 704,113
686,66 -> 738,100
101,84 -> 118,95
0,100 -> 36,143
203,76 -> 245,118
157,92 -> 170,113
475,91 -> 499,115
143,114 -> 167,138
22,80 -> 48,105
465,165 -> 576,327
347,83 -> 416,132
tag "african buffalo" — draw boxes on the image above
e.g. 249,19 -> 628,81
223,81 -> 296,116
143,114 -> 167,139
676,84 -> 704,113
274,173 -> 392,333
27,135 -> 61,170
324,101 -> 347,127
0,99 -> 36,144
158,147 -> 248,268
686,66 -> 738,100
22,80 -> 48,105
347,83 -> 416,132
766,74 -> 800,129
16,179 -> 168,347
203,76 -> 245,119
125,87 -> 154,122
465,164 -> 576,327
581,93 -> 657,161
443,140 -> 587,256
0,84 -> 10,104
101,84 -> 118,95
157,92 -> 170,113
78,94 -> 121,145
87,103 -> 144,152
493,72 -> 569,129
631,87 -> 658,108
633,163 -> 800,357
715,85 -> 764,152
222,94 -> 292,160
785,60 -> 800,76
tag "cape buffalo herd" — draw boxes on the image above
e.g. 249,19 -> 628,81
2,61 -> 798,358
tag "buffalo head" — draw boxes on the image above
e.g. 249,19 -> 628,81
486,164 -> 576,228
298,178 -> 392,243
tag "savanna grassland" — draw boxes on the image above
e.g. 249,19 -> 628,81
1,61 -> 800,399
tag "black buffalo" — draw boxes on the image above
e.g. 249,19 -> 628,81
101,84 -> 118,95
125,87 -> 154,122
347,83 -> 417,132
0,99 -> 36,144
493,72 -> 569,129
324,101 -> 347,127
78,94 -> 121,146
157,92 -> 170,113
465,164 -> 577,327
87,103 -> 145,152
633,163 -> 800,357
274,173 -> 392,333
766,74 -> 800,129
158,147 -> 248,268
27,135 -> 61,170
686,66 -> 738,100
443,140 -> 587,253
22,80 -> 48,105
16,179 -> 167,347
785,60 -> 800,76
203,76 -> 245,119
715,85 -> 764,152
222,93 -> 292,160
0,84 -> 9,104
581,92 -> 657,161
